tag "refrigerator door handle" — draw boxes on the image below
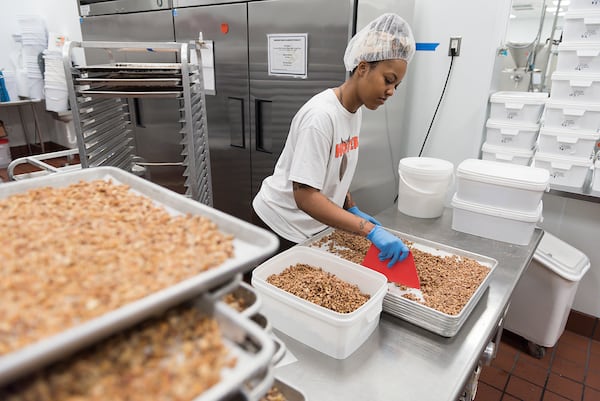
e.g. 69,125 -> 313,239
228,97 -> 245,148
132,98 -> 146,128
255,98 -> 272,153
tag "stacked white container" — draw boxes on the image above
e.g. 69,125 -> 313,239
538,2 -> 600,192
17,15 -> 47,100
451,159 -> 549,245
482,91 -> 548,166
43,32 -> 69,112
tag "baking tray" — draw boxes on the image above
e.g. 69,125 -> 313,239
220,281 -> 262,318
300,228 -> 498,337
0,296 -> 275,401
81,62 -> 182,71
76,77 -> 182,87
0,166 -> 279,385
77,88 -> 183,98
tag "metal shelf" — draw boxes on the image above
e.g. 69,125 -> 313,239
63,40 -> 213,205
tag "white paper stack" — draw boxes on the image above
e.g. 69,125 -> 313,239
18,15 -> 47,100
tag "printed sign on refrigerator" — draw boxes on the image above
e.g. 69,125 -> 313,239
267,33 -> 308,78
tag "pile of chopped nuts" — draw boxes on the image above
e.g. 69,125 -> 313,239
310,230 -> 489,315
0,180 -> 234,356
222,291 -> 249,312
267,263 -> 370,313
260,385 -> 287,401
0,303 -> 235,401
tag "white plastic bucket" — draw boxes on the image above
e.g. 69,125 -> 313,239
397,157 -> 454,218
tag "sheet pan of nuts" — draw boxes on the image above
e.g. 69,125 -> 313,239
0,296 -> 275,401
300,228 -> 498,337
0,166 -> 278,385
222,282 -> 262,317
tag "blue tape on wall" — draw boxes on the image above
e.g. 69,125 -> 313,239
416,43 -> 439,51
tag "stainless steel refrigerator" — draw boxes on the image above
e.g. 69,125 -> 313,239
77,0 -> 414,222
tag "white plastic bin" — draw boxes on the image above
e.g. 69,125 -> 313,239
556,42 -> 600,73
485,119 -> 540,149
397,157 -> 454,218
481,142 -> 534,166
251,247 -> 388,359
455,159 -> 549,212
534,151 -> 594,191
592,156 -> 600,196
570,0 -> 600,10
451,195 -> 542,245
550,72 -> 600,102
543,99 -> 600,132
563,10 -> 600,43
504,232 -> 591,347
0,138 -> 12,169
538,126 -> 600,159
489,91 -> 548,123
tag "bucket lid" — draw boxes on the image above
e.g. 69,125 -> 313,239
564,9 -> 600,19
558,41 -> 600,53
534,151 -> 594,167
486,118 -> 540,131
552,71 -> 600,82
451,194 -> 543,222
545,99 -> 600,112
533,231 -> 591,281
398,157 -> 454,177
539,126 -> 600,140
481,142 -> 535,157
457,159 -> 549,190
490,91 -> 548,105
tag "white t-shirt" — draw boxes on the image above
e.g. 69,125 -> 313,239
253,88 -> 362,243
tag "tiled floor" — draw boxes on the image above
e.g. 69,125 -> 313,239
475,314 -> 600,401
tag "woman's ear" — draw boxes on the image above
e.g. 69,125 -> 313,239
356,61 -> 369,77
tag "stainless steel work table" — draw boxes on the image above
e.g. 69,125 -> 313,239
272,205 -> 543,401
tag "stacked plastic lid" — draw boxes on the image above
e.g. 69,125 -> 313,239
537,0 -> 600,193
483,91 -> 548,166
451,158 -> 549,245
43,32 -> 69,112
17,15 -> 47,100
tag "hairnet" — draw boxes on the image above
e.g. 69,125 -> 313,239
343,13 -> 416,72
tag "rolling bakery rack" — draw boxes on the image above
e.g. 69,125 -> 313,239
62,40 -> 213,205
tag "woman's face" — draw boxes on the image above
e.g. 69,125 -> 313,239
356,59 -> 408,110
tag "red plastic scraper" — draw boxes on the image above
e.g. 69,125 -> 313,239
361,244 -> 421,289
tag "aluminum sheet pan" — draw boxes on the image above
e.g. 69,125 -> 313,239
300,228 -> 498,337
0,166 -> 278,385
77,89 -> 183,98
0,296 -> 275,401
76,77 -> 182,88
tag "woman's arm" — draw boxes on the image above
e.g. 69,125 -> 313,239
292,182 -> 374,236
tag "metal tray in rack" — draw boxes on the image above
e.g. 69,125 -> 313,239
77,88 -> 184,98
81,62 -> 182,72
300,228 -> 498,337
0,166 -> 279,386
0,296 -> 275,401
76,77 -> 183,88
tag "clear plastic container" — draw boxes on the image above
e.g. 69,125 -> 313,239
251,247 -> 388,359
485,119 -> 540,149
489,91 -> 548,123
481,142 -> 534,166
543,99 -> 600,132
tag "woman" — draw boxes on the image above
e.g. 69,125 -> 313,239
252,13 -> 415,267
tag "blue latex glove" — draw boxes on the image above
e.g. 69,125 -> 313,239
347,206 -> 381,226
366,226 -> 410,267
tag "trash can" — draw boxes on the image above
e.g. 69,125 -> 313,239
504,231 -> 590,357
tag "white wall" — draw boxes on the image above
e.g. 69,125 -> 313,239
0,0 -> 81,148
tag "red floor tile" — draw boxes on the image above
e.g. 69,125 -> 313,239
546,373 -> 584,400
505,376 -> 543,401
551,355 -> 586,383
554,338 -> 589,365
583,386 -> 600,401
586,368 -> 600,391
472,382 -> 502,401
542,389 -> 574,400
479,365 -> 510,391
512,357 -> 550,387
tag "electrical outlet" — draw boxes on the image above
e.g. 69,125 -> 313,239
448,36 -> 461,57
